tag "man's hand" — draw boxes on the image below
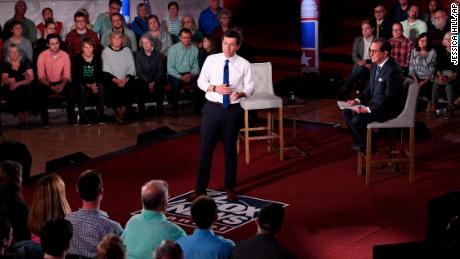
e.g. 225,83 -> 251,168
87,83 -> 98,94
230,92 -> 243,101
346,99 -> 359,106
351,105 -> 369,114
215,84 -> 232,95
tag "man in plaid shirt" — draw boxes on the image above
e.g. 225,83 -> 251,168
389,22 -> 414,76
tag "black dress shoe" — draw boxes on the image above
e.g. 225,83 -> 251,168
226,190 -> 238,202
187,191 -> 207,202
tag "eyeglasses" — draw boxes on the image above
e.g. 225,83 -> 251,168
369,48 -> 381,54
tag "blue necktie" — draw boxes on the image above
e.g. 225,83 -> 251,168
372,66 -> 381,96
223,60 -> 230,108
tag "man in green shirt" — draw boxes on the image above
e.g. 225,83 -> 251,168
3,0 -> 37,42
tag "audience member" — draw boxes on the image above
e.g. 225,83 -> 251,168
143,15 -> 173,57
189,29 -> 254,202
122,180 -> 186,259
1,44 -> 34,129
409,33 -> 436,112
154,240 -> 183,259
0,161 -> 30,242
36,7 -> 63,38
199,0 -> 222,36
389,22 -> 414,75
101,13 -> 137,52
428,10 -> 450,48
232,203 -> 295,259
432,32 -> 459,119
27,173 -> 71,243
181,15 -> 203,47
177,196 -> 234,259
422,0 -> 441,26
37,34 -> 75,128
371,5 -> 393,39
67,8 -> 94,33
3,20 -> 33,63
34,21 -> 60,61
161,2 -> 182,43
210,8 -> 233,52
66,170 -> 123,258
3,0 -> 37,43
72,38 -> 106,126
0,217 -> 13,255
391,0 -> 411,22
64,11 -> 101,58
198,35 -> 217,69
101,31 -> 136,123
135,34 -> 166,116
96,234 -> 126,259
93,0 -> 126,37
40,218 -> 73,259
401,5 -> 428,43
342,38 -> 404,153
340,20 -> 374,95
167,28 -> 200,116
131,2 -> 150,41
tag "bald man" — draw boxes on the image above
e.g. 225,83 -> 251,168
122,180 -> 186,259
3,0 -> 38,42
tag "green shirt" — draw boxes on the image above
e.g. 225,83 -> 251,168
121,209 -> 186,259
167,42 -> 200,79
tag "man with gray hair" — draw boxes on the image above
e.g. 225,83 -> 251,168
122,180 -> 186,259
427,9 -> 451,48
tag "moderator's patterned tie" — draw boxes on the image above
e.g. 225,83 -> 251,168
223,60 -> 230,108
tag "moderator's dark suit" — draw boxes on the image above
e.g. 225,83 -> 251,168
343,57 -> 404,146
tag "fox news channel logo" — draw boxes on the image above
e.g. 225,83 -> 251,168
452,3 -> 458,65
163,190 -> 289,234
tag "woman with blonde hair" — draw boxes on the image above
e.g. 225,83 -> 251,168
28,173 -> 71,243
181,15 -> 203,47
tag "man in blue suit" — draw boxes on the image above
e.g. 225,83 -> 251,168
343,37 -> 404,153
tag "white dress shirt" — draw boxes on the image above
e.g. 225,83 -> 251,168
198,53 -> 255,104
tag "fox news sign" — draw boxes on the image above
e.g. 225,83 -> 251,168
164,190 -> 289,234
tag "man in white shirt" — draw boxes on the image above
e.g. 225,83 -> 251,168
188,29 -> 254,202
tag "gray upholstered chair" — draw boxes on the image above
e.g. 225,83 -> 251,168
238,62 -> 284,164
358,78 -> 420,185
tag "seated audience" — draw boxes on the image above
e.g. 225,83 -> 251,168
122,180 -> 186,259
232,203 -> 295,259
40,218 -> 73,259
177,196 -> 234,259
401,5 -> 428,43
432,32 -> 459,119
0,161 -> 30,242
72,38 -> 106,125
96,234 -> 126,259
66,170 -> 123,258
409,33 -> 436,112
422,0 -> 441,26
210,8 -> 233,52
131,2 -> 149,41
181,15 -> 203,47
37,34 -> 76,128
135,34 -> 166,116
143,15 -> 173,57
36,7 -> 63,38
101,31 -> 136,123
371,5 -> 393,39
391,0 -> 411,22
101,13 -> 137,52
199,0 -> 222,36
28,173 -> 71,243
167,28 -> 200,116
154,240 -> 184,259
340,20 -> 374,96
64,11 -> 101,58
1,44 -> 34,129
198,35 -> 217,69
3,20 -> 33,63
389,22 -> 414,76
93,0 -> 126,37
3,0 -> 37,43
0,217 -> 13,255
428,10 -> 451,48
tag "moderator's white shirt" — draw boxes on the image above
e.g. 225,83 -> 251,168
198,53 -> 255,104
